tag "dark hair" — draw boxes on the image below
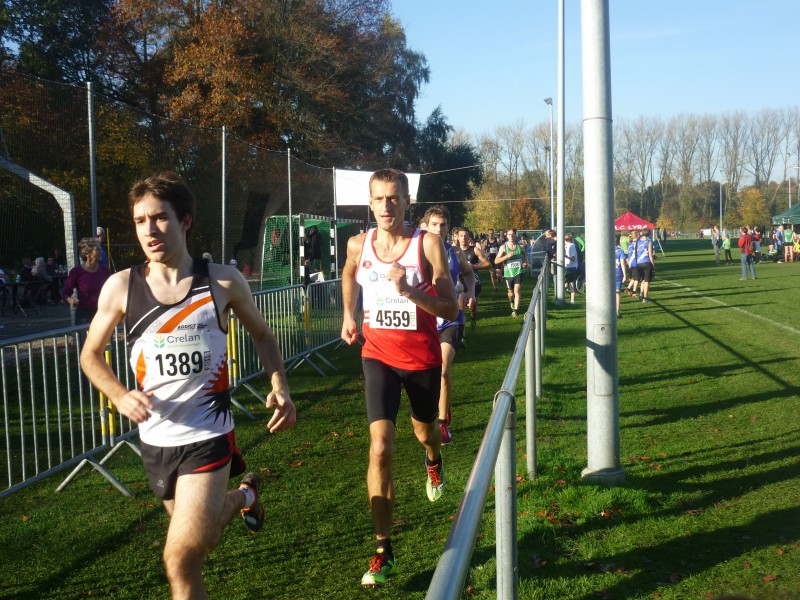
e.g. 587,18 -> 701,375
421,205 -> 450,226
128,172 -> 195,232
369,169 -> 409,196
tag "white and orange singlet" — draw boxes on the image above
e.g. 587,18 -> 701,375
126,260 -> 233,447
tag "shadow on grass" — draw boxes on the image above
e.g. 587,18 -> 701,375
517,505 -> 800,600
7,501 -> 166,598
508,429 -> 800,596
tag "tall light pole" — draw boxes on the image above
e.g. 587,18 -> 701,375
719,181 -> 727,232
792,165 -> 800,208
544,97 -> 554,229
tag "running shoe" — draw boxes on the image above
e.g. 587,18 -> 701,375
239,472 -> 264,532
440,422 -> 452,445
425,455 -> 445,502
511,310 -> 517,318
361,548 -> 397,587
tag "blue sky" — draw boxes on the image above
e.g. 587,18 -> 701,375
393,0 -> 800,135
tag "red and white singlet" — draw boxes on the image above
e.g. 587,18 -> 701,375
356,228 -> 441,370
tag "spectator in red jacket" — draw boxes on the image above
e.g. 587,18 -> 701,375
738,227 -> 756,281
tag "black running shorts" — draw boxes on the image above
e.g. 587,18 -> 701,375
636,262 -> 654,282
438,323 -> 464,349
362,358 -> 441,425
140,430 -> 245,501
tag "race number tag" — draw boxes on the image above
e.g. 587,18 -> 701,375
370,296 -> 417,330
142,329 -> 214,382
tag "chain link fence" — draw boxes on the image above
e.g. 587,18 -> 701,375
0,70 -> 366,286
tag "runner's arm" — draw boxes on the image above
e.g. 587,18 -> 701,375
340,233 -> 364,346
80,271 -> 154,423
494,244 -> 510,263
456,249 -> 476,305
472,246 -> 491,269
386,233 -> 458,321
223,266 -> 295,433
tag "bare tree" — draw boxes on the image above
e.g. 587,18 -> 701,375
673,113 -> 702,185
628,115 -> 664,216
493,119 -> 526,198
744,108 -> 784,187
613,119 -> 636,213
696,114 -> 720,184
564,123 -> 584,224
719,111 -> 748,195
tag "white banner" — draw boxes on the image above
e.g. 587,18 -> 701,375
334,169 -> 420,206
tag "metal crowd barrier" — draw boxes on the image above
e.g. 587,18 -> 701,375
226,283 -> 306,414
426,258 -> 550,600
0,324 -> 138,499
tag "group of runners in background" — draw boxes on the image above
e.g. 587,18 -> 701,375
617,229 -> 656,317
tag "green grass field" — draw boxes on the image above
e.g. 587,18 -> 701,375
1,239 -> 799,599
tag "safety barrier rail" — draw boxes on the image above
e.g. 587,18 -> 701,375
426,258 -> 550,600
0,324 -> 138,499
1,279 -> 353,498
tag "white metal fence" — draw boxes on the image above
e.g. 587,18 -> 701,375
426,259 -> 550,600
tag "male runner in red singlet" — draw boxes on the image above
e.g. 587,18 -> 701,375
81,172 -> 295,600
340,169 -> 458,588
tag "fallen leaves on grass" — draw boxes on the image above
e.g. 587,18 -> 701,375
531,553 -> 547,569
776,547 -> 785,555
685,509 -> 702,516
20,514 -> 30,522
538,504 -> 578,527
599,507 -> 624,520
288,460 -> 303,468
743,562 -> 751,569
763,573 -> 778,582
581,562 -> 631,575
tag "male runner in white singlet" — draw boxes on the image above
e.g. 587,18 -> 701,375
340,169 -> 458,588
81,172 -> 296,600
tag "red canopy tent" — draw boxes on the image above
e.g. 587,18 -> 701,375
614,211 -> 654,231
615,211 -> 664,255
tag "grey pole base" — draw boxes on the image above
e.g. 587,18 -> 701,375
581,466 -> 626,486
